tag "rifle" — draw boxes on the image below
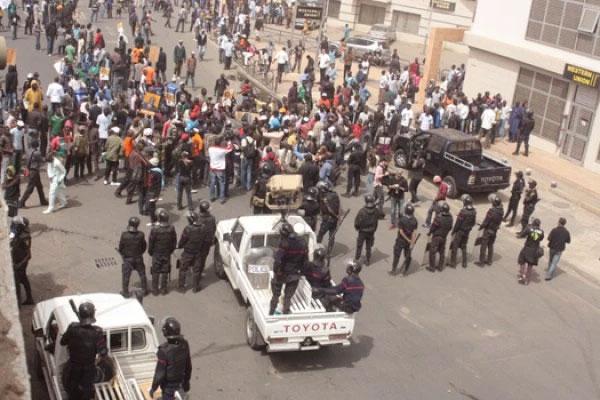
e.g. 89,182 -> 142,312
326,208 -> 351,267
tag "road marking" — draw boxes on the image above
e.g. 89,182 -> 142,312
396,306 -> 424,329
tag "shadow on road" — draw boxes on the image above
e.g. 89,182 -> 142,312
268,334 -> 374,372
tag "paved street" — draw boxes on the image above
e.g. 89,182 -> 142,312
6,8 -> 600,400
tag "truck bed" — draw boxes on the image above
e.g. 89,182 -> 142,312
254,276 -> 327,315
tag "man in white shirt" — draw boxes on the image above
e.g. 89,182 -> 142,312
418,110 -> 433,132
457,101 -> 469,132
46,77 -> 65,112
223,38 -> 235,70
96,107 -> 113,148
480,104 -> 497,146
378,70 -> 389,105
208,136 -> 233,204
318,49 -> 330,82
275,46 -> 289,83
400,104 -> 414,134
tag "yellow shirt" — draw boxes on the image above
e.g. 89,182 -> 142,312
24,88 -> 43,112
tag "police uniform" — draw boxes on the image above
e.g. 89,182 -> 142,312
300,196 -> 320,232
60,322 -> 107,399
391,214 -> 418,275
118,229 -> 148,296
354,205 -> 379,264
478,205 -> 504,265
317,190 -> 340,252
196,211 -> 217,279
518,225 -> 545,284
252,174 -> 270,214
428,210 -> 453,271
177,222 -> 204,292
321,274 -> 365,313
150,336 -> 192,400
520,187 -> 538,232
303,260 -> 332,292
11,228 -> 33,304
269,234 -> 308,315
148,224 -> 177,295
504,176 -> 524,225
449,205 -> 476,268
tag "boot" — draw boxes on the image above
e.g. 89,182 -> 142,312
160,274 -> 169,295
151,274 -> 160,296
402,258 -> 411,276
178,270 -> 187,293
192,273 -> 201,293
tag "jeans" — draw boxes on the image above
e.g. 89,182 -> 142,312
241,158 -> 253,191
209,169 -> 226,200
546,250 -> 562,280
176,175 -> 193,210
366,172 -> 374,194
390,197 -> 403,226
6,92 -> 17,110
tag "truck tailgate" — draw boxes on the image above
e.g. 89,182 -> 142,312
472,155 -> 511,189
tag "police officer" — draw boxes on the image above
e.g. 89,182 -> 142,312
60,302 -> 108,400
354,194 -> 379,265
177,211 -> 204,293
316,180 -> 341,254
118,216 -> 148,298
427,202 -> 453,271
315,260 -> 365,313
346,143 -> 363,196
251,164 -> 271,214
475,195 -> 504,266
303,247 -> 332,293
390,204 -> 418,276
449,195 -> 477,268
517,218 -> 544,285
299,186 -> 320,232
519,180 -> 539,235
269,223 -> 308,315
10,216 -> 33,305
150,318 -> 192,400
196,199 -> 217,281
503,170 -> 525,226
148,209 -> 177,295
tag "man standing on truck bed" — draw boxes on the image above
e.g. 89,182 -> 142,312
150,318 -> 192,400
269,222 -> 308,315
60,302 -> 108,400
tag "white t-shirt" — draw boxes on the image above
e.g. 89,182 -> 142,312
457,103 -> 469,120
400,108 -> 414,127
419,113 -> 433,131
96,113 -> 112,139
208,145 -> 231,170
276,50 -> 289,64
318,53 -> 330,69
46,82 -> 65,103
481,108 -> 496,130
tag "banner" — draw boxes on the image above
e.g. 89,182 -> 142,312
99,67 -> 110,81
141,92 -> 161,116
296,6 -> 322,20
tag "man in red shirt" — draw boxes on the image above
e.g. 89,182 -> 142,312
423,175 -> 448,228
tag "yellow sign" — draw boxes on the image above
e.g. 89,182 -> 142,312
563,64 -> 600,88
141,92 -> 161,116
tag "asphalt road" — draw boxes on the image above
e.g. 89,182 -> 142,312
7,8 -> 600,400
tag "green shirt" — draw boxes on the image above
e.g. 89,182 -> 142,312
49,114 -> 65,137
65,44 -> 76,64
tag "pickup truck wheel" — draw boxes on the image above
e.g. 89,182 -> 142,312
214,247 -> 226,280
443,176 -> 459,199
246,308 -> 266,350
394,148 -> 408,169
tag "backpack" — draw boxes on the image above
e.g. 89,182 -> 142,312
243,137 -> 256,159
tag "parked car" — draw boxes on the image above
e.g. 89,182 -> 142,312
393,128 -> 512,198
367,24 -> 396,45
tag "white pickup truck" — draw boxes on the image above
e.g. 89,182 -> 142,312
214,214 -> 356,352
31,293 -> 174,400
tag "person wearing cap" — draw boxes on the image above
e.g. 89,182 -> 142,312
10,120 -> 26,175
424,175 -> 448,228
103,126 -> 122,185
43,152 -> 68,214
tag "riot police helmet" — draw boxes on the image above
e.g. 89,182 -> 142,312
186,211 -> 199,225
156,208 -> 169,224
316,180 -> 331,193
279,222 -> 294,238
314,247 -> 326,260
78,302 -> 96,325
528,179 -> 537,188
515,170 -> 523,178
491,194 -> 501,207
461,194 -> 473,206
261,163 -> 273,176
364,194 -> 376,208
532,218 -> 541,228
127,216 -> 140,232
198,200 -> 210,213
404,203 -> 415,215
162,317 -> 181,339
346,260 -> 362,275
440,202 -> 450,213
306,187 -> 319,201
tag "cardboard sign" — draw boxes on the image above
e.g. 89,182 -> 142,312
140,92 -> 161,116
148,46 -> 160,64
6,48 -> 16,65
99,67 -> 110,81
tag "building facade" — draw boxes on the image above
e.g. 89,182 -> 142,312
463,0 -> 600,172
328,0 -> 475,39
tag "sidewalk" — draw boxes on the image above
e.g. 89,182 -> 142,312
488,140 -> 600,216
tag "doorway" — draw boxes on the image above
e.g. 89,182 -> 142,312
561,85 -> 598,162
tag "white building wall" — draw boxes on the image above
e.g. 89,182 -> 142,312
462,48 -> 520,103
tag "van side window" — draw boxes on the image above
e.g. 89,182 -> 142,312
231,223 -> 244,252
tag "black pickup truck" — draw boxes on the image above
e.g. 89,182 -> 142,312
392,128 -> 511,198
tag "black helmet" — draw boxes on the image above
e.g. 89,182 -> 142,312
461,194 -> 473,206
162,317 -> 181,339
157,208 -> 169,224
306,187 -> 319,201
314,247 -> 326,260
404,203 -> 414,215
127,216 -> 140,232
346,260 -> 362,275
198,200 -> 210,213
261,163 -> 273,176
279,222 -> 294,238
364,194 -> 376,208
78,302 -> 96,325
440,202 -> 450,213
515,170 -> 523,178
316,180 -> 331,192
531,218 -> 541,228
186,211 -> 199,224
529,179 -> 537,188
491,194 -> 501,207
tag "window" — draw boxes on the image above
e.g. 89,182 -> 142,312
328,0 -> 341,18
105,328 -> 147,353
358,3 -> 386,25
250,235 -> 265,248
392,10 -> 420,34
579,8 -> 600,33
